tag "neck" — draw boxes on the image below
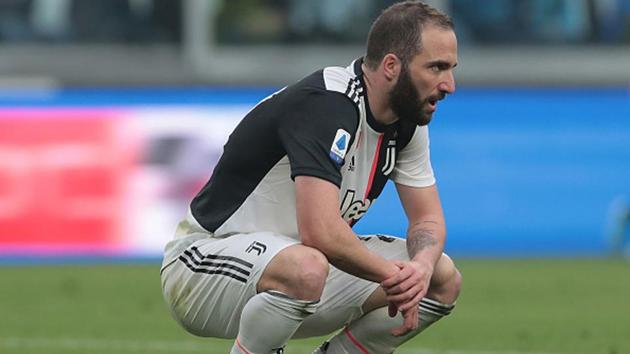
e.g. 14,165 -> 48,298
362,63 -> 398,126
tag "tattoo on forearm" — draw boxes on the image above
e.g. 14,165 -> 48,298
407,227 -> 438,257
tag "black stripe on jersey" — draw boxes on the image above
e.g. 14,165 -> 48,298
178,246 -> 253,283
365,128 -> 398,202
363,122 -> 417,205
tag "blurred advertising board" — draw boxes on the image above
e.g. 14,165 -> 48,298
1,87 -> 628,260
0,106 -> 246,259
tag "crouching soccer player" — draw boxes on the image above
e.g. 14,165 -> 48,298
160,1 -> 462,352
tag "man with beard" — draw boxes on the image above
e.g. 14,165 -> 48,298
160,1 -> 461,353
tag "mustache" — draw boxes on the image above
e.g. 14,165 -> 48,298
427,93 -> 447,102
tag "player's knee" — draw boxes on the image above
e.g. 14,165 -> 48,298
258,245 -> 328,301
294,247 -> 329,299
445,267 -> 462,303
427,255 -> 462,304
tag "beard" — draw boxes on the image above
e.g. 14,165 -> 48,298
389,66 -> 432,126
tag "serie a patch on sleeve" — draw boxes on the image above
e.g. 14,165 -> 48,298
329,129 -> 350,165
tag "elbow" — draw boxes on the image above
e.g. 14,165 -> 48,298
297,212 -> 347,256
299,224 -> 333,255
300,229 -> 326,250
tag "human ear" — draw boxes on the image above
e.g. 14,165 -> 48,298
382,54 -> 402,82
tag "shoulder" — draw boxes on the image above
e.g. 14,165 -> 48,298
278,67 -> 360,131
396,124 -> 430,155
291,65 -> 362,108
396,120 -> 424,151
321,66 -> 363,106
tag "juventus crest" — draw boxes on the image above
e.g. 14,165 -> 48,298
381,139 -> 396,176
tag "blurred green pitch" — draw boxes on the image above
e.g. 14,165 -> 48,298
1,259 -> 628,354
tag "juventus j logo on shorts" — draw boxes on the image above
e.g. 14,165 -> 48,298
246,241 -> 267,256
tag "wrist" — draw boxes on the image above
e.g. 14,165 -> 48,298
410,256 -> 435,272
383,261 -> 401,279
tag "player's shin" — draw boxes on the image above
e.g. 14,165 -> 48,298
314,297 -> 454,354
231,290 -> 319,354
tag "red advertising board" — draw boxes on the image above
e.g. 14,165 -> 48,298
0,109 -> 135,255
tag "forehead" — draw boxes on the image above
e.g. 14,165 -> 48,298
415,25 -> 458,63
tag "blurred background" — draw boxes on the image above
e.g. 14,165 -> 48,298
0,0 -> 628,260
1,1 -> 629,354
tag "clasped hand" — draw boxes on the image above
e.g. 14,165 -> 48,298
380,260 -> 433,337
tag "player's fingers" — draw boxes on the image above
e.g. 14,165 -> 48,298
385,275 -> 423,296
386,281 -> 423,302
390,323 -> 406,337
410,306 -> 419,331
380,275 -> 399,288
391,307 -> 418,337
386,288 -> 416,303
390,318 -> 410,337
383,281 -> 412,296
381,269 -> 409,288
398,288 -> 426,312
381,264 -> 414,289
406,306 -> 419,331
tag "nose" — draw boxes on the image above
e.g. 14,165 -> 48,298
439,71 -> 456,94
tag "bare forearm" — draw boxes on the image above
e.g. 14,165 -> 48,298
406,220 -> 445,267
306,221 -> 398,283
294,176 -> 398,283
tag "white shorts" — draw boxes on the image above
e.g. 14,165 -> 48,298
160,233 -> 409,339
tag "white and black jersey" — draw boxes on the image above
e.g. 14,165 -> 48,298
164,59 -> 435,264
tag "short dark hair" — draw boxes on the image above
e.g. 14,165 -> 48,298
365,1 -> 454,70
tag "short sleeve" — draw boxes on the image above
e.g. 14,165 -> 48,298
278,90 -> 359,187
390,125 -> 436,187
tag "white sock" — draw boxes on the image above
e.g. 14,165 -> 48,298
314,298 -> 454,354
231,291 -> 319,354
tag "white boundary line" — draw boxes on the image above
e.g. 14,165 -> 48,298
0,337 -> 565,354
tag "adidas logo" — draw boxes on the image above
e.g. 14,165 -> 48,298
347,155 -> 355,172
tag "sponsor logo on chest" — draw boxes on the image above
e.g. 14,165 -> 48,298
340,189 -> 371,221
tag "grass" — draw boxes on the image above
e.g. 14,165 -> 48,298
1,259 -> 628,354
